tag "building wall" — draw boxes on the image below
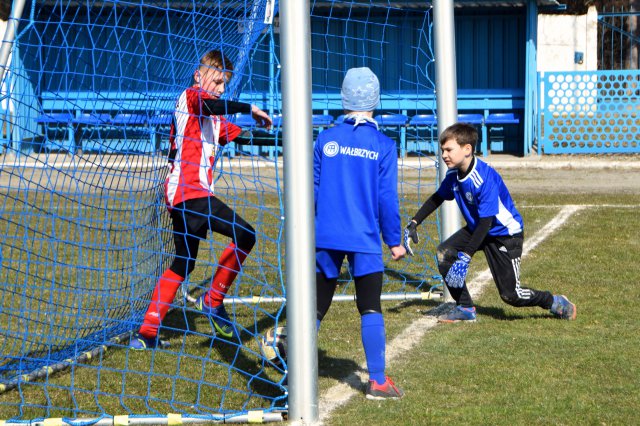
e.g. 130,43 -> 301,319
537,6 -> 598,71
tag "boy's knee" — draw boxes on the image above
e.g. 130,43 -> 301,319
500,291 -> 520,306
436,245 -> 457,273
436,245 -> 457,263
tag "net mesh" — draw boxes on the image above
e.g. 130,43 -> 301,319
0,1 -> 439,422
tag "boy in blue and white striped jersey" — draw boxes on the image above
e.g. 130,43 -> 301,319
404,123 -> 576,323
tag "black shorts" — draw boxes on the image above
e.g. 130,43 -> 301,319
170,196 -> 255,261
171,196 -> 248,240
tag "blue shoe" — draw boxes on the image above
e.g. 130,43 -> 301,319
438,306 -> 477,323
129,333 -> 169,351
550,295 -> 577,320
194,295 -> 235,338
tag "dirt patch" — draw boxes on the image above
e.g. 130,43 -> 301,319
497,168 -> 640,195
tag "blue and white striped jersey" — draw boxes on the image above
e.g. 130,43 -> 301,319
437,157 -> 523,236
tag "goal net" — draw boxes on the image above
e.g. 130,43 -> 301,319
0,1 -> 439,423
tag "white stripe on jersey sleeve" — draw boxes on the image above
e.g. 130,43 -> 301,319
469,169 -> 483,188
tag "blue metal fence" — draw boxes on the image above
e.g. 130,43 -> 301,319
538,70 -> 640,154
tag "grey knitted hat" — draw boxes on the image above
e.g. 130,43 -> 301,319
341,67 -> 380,112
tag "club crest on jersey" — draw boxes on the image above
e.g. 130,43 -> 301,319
323,141 -> 339,157
465,192 -> 474,204
323,140 -> 379,161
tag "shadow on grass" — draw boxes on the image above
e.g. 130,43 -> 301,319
318,348 -> 366,393
156,307 -> 288,400
384,267 -> 439,293
475,305 -> 551,321
162,302 -> 283,344
205,335 -> 286,400
386,298 -> 442,314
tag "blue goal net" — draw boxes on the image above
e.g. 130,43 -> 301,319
0,1 -> 439,423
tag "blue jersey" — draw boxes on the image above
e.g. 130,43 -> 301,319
437,158 -> 523,236
314,119 -> 401,254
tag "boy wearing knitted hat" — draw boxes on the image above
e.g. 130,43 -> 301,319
314,67 -> 406,400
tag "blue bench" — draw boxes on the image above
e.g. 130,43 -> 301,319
312,114 -> 334,127
45,117 -> 178,154
261,113 -> 335,128
484,112 -> 521,152
308,89 -> 523,156
111,113 -> 148,125
38,89 -> 523,156
233,113 -> 257,127
375,114 -> 408,156
35,112 -> 74,153
457,113 -> 484,125
148,113 -> 173,151
410,114 -> 437,126
407,113 -> 489,155
306,89 -> 523,114
38,91 -> 175,153
409,114 -> 438,153
37,111 -> 157,153
485,112 -> 520,125
41,89 -> 524,122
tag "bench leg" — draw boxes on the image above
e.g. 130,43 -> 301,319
481,123 -> 488,157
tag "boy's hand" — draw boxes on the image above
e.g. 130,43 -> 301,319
390,245 -> 406,261
251,105 -> 272,130
445,252 -> 471,288
403,220 -> 419,256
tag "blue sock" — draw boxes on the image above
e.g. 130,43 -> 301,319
361,312 -> 385,385
316,318 -> 321,331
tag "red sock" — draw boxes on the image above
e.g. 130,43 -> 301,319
138,269 -> 184,339
205,243 -> 249,307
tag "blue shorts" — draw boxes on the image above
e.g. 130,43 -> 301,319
315,249 -> 384,279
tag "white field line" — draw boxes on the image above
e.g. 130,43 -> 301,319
513,204 -> 640,209
317,204 -> 585,424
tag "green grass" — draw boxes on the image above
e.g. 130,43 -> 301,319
322,193 -> 640,425
0,179 -> 439,421
1,174 -> 639,424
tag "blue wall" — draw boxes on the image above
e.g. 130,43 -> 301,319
20,3 -> 264,96
455,11 -> 526,89
21,5 -> 526,96
250,8 -> 526,93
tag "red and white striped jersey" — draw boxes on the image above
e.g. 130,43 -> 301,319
164,87 -> 242,208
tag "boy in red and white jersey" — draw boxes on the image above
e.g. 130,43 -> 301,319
131,49 -> 272,349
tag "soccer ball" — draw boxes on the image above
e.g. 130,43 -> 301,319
259,326 -> 287,367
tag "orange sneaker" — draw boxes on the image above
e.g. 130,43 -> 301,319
365,376 -> 404,400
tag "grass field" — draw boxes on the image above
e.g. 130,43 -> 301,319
0,155 -> 440,422
320,190 -> 640,425
1,156 -> 639,424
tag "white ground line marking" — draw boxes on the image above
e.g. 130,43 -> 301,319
317,205 -> 585,423
519,204 -> 639,209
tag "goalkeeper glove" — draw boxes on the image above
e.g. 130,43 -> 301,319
403,220 -> 419,256
445,252 -> 471,288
